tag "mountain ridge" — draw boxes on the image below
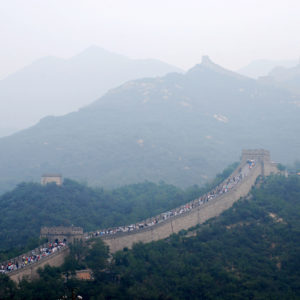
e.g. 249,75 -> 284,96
0,57 -> 299,193
238,58 -> 299,78
0,46 -> 182,134
259,61 -> 300,95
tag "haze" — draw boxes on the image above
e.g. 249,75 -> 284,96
1,0 -> 300,79
1,1 -> 300,297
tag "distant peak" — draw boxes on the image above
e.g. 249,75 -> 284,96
187,55 -> 250,81
201,55 -> 214,66
186,56 -> 218,73
77,45 -> 111,56
73,45 -> 129,61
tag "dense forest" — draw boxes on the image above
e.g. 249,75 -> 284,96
0,163 -> 237,260
1,174 -> 299,299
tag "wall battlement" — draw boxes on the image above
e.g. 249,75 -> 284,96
241,149 -> 270,164
8,247 -> 70,283
7,149 -> 279,282
102,149 -> 279,252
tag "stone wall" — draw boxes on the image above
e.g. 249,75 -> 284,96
7,150 -> 279,281
8,247 -> 69,283
264,162 -> 279,176
103,161 -> 276,253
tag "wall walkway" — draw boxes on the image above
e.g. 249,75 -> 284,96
5,150 -> 279,282
102,161 -> 278,252
7,247 -> 69,283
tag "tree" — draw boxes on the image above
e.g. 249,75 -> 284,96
85,239 -> 109,281
0,274 -> 16,300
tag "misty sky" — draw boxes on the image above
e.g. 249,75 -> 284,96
1,0 -> 300,79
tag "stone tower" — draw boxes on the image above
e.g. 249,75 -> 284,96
41,174 -> 63,186
241,149 -> 270,164
241,149 -> 271,176
40,226 -> 83,243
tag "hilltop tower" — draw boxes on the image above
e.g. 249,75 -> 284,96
41,174 -> 63,186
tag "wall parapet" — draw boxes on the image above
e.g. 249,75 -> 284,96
101,151 -> 279,252
100,164 -> 254,240
3,149 -> 279,280
101,183 -> 241,241
7,246 -> 69,282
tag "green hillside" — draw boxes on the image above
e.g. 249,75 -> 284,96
1,57 -> 300,193
2,175 -> 299,299
0,163 -> 236,258
0,180 -> 190,254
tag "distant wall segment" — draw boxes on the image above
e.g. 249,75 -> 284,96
102,150 -> 279,252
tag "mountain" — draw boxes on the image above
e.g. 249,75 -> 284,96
259,61 -> 300,95
238,58 -> 298,78
0,127 -> 18,138
0,56 -> 300,193
0,46 -> 182,132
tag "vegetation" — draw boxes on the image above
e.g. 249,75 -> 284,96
287,160 -> 300,174
1,174 -> 300,299
0,163 -> 236,259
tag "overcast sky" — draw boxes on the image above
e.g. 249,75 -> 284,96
1,0 -> 300,79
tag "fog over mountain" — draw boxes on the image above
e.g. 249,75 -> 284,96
0,128 -> 18,137
238,59 -> 298,78
0,46 -> 181,136
259,62 -> 300,96
0,56 -> 299,194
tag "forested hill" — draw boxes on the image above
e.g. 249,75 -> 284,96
0,180 -> 188,254
1,56 -> 300,193
0,163 -> 236,257
105,175 -> 300,299
1,175 -> 300,299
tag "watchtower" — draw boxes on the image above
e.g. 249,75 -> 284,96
40,226 -> 83,243
41,174 -> 63,186
241,149 -> 271,176
241,149 -> 270,164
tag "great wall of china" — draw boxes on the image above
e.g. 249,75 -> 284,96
4,149 -> 280,282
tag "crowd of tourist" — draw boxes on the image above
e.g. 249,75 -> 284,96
90,160 -> 256,237
0,241 -> 67,274
1,160 -> 256,273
